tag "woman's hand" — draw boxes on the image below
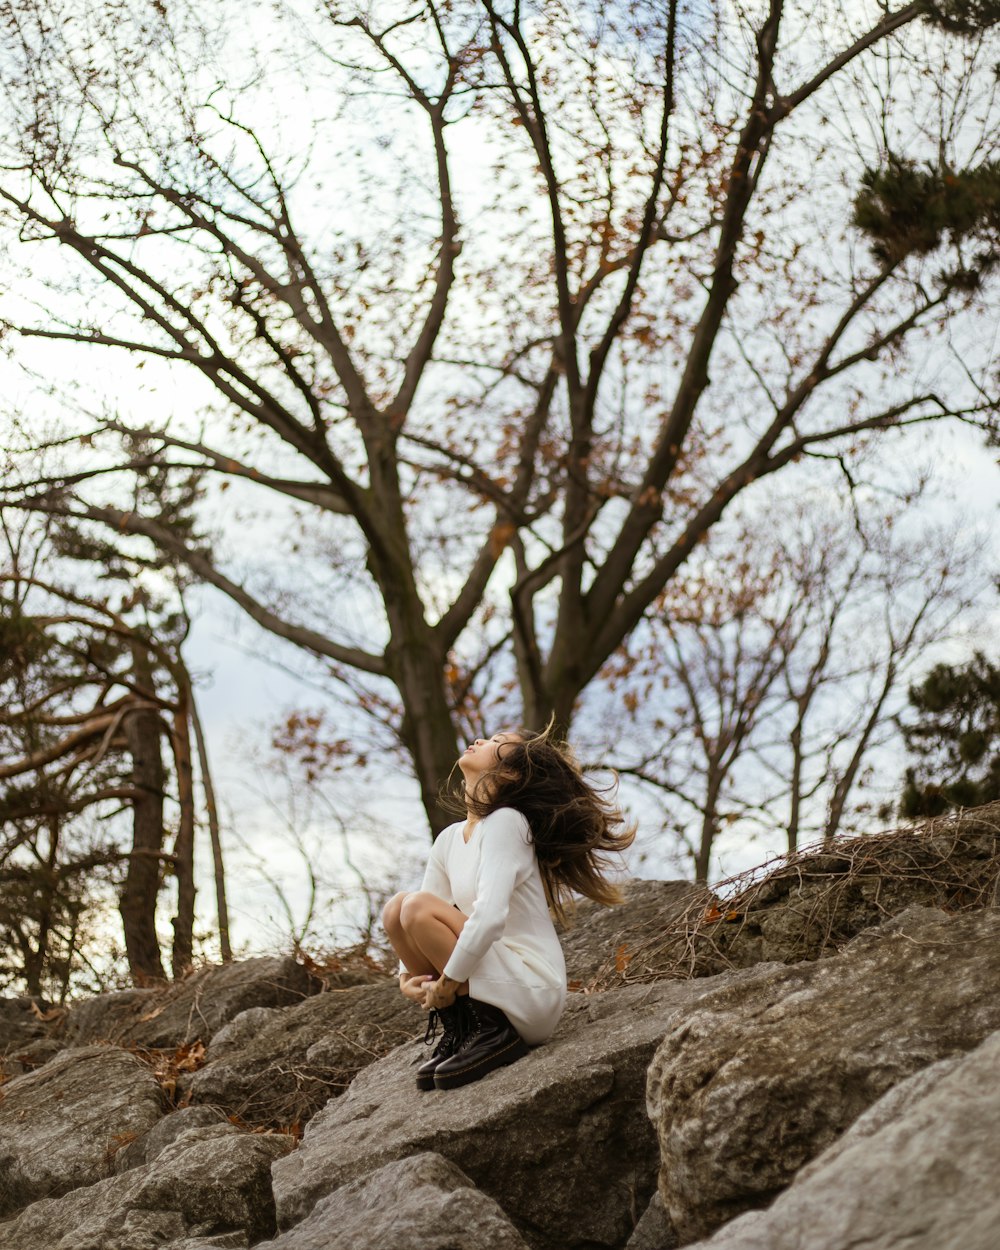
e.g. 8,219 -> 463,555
398,972 -> 434,1004
419,975 -> 459,1012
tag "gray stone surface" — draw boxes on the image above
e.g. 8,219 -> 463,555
63,957 -> 322,1049
188,982 -> 418,1126
680,1028 -> 1000,1250
0,1043 -> 165,1214
597,812 -> 1000,984
0,1122 -> 294,1250
0,1035 -> 65,1078
205,1007 -> 283,1060
646,906 -> 1000,1243
558,879 -> 704,985
114,1104 -> 231,1173
624,1191 -> 678,1250
0,995 -> 59,1051
262,1152 -> 530,1250
271,974 -> 757,1250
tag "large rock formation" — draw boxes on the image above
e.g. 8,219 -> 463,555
1,806 -> 998,1250
0,1122 -> 294,1250
62,956 -> 325,1050
679,1028 -> 1000,1250
270,975 -> 754,1250
559,879 -> 705,985
265,1152 -> 531,1250
595,808 -> 1000,985
0,1044 -> 165,1215
187,982 -> 419,1127
645,905 -> 1000,1242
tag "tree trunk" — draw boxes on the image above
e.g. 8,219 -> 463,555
171,695 -> 196,977
787,719 -> 804,856
694,767 -> 725,884
189,682 -> 232,961
120,645 -> 167,983
389,622 -> 460,835
23,816 -> 61,997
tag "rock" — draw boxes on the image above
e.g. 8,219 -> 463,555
113,1104 -> 232,1173
0,1035 -> 66,1078
63,957 -> 323,1049
624,1192 -> 678,1250
205,1007 -> 284,1060
0,995 -> 59,1051
0,1122 -> 294,1250
163,1236 -> 249,1250
188,982 -> 417,1127
596,806 -> 1000,985
646,905 -> 1000,1243
0,1044 -> 165,1215
793,1050 -> 966,1179
61,989 -> 160,1046
261,1152 -> 531,1249
680,1028 -> 1000,1250
271,973 -> 761,1250
559,879 -> 705,985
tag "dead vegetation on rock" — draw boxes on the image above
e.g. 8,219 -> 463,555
592,803 -> 1000,989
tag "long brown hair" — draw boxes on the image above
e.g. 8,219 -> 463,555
446,724 -> 637,925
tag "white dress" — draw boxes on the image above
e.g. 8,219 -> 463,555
406,807 -> 567,1045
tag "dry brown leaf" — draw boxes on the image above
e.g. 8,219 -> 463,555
29,1001 -> 65,1023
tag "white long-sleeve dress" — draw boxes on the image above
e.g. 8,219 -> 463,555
405,806 -> 567,1045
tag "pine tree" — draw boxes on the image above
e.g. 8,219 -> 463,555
900,652 -> 1000,817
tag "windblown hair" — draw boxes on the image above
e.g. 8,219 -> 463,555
445,724 -> 637,925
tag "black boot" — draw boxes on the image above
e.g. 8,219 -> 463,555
432,997 -> 529,1090
415,998 -> 471,1091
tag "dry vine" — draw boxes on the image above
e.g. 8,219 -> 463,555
590,803 -> 1000,990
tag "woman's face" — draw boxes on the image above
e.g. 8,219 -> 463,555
458,732 -> 521,783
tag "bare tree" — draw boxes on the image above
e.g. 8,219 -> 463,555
616,491 -> 985,878
0,515 -> 232,981
1,0 -> 998,834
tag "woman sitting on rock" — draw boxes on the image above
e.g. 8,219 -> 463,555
382,725 -> 636,1091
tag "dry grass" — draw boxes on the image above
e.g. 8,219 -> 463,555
591,802 -> 1000,990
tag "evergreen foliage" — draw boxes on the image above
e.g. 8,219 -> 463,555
918,0 -> 1000,35
900,652 -> 1000,817
853,156 -> 1000,269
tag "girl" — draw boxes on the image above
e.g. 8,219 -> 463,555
381,726 -> 636,1091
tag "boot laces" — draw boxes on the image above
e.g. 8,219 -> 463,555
423,1003 -> 467,1055
423,1008 -> 442,1047
453,1000 -> 487,1055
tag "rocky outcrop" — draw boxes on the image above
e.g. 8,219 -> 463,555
187,983 -> 419,1127
112,1105 -> 234,1174
63,956 -> 324,1049
680,1028 -> 1000,1250
0,995 -> 59,1051
270,975 -> 760,1250
559,879 -> 704,985
646,905 -> 1000,1242
0,1044 -> 165,1215
0,1122 -> 294,1250
2,808 -> 999,1250
265,1152 -> 531,1249
597,808 -> 1000,985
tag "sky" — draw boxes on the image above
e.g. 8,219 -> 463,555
2,0 -> 999,966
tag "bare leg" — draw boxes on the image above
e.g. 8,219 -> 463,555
382,891 -> 469,992
382,892 -> 431,973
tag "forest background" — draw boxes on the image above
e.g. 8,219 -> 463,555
0,0 -> 998,998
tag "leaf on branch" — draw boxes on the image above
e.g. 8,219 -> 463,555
489,522 -> 516,557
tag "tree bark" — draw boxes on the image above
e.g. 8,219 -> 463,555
189,682 -> 232,961
23,815 -> 61,997
171,693 -> 196,977
120,644 -> 167,983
